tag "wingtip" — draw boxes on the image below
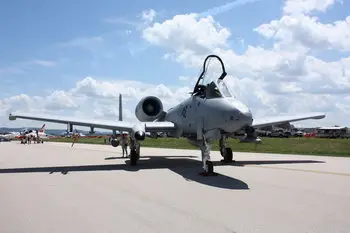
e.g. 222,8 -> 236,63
305,112 -> 326,120
315,113 -> 326,119
8,113 -> 16,121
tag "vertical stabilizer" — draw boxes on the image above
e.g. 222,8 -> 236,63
39,124 -> 46,133
119,94 -> 123,121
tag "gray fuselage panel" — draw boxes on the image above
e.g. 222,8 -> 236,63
164,96 -> 249,138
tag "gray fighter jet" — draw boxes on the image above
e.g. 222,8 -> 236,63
8,55 -> 325,175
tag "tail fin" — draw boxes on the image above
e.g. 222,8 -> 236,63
39,124 -> 46,133
119,94 -> 123,121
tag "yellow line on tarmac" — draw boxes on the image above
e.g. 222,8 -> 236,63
246,164 -> 350,177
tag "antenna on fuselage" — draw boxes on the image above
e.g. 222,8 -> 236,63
119,94 -> 123,121
118,93 -> 127,136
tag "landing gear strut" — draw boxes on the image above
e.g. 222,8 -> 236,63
129,138 -> 140,166
219,135 -> 234,163
199,138 -> 217,176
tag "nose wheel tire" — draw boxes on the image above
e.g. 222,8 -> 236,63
130,149 -> 139,166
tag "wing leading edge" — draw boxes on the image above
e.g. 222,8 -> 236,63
9,112 -> 325,134
252,112 -> 326,128
8,112 -> 177,133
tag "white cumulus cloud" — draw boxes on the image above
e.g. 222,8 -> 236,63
142,14 -> 231,55
283,0 -> 339,15
255,14 -> 350,52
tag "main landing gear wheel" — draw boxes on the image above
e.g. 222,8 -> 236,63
221,147 -> 234,163
130,149 -> 139,166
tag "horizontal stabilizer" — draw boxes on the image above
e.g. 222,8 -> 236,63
252,112 -> 326,128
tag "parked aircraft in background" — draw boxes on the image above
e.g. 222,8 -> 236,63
16,124 -> 50,140
0,124 -> 51,141
61,130 -> 86,138
0,131 -> 20,140
8,55 -> 326,175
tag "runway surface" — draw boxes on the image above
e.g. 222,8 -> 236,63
1,141 -> 350,233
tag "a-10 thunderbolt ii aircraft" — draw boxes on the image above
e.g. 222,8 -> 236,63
8,55 -> 326,175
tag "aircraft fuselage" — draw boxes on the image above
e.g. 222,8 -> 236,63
164,95 -> 253,140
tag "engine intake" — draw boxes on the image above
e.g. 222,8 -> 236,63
135,96 -> 164,122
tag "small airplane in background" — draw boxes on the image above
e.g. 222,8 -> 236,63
0,124 -> 50,141
0,131 -> 20,141
16,124 -> 49,139
8,54 -> 326,175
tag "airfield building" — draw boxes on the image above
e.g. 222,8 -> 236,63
315,126 -> 349,138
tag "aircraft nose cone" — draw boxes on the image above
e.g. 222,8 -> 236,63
232,100 -> 253,125
241,109 -> 253,125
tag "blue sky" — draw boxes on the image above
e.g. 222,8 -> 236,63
0,0 -> 286,98
1,0 -> 350,128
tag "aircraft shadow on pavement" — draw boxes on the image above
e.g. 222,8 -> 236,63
0,155 -> 325,190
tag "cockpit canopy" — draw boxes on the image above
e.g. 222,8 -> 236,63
193,79 -> 233,99
192,54 -> 234,99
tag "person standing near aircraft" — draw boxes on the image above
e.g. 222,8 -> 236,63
71,130 -> 80,147
120,133 -> 129,157
36,130 -> 39,143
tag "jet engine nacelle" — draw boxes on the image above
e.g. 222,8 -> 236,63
135,96 -> 164,122
111,138 -> 120,147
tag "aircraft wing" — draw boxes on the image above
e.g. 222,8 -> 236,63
252,112 -> 326,128
8,112 -> 177,133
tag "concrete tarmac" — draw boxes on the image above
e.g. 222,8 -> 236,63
0,141 -> 349,233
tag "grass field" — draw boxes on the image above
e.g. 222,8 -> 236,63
49,136 -> 350,157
